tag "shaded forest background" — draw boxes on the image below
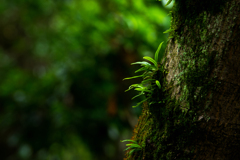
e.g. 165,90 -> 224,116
0,0 -> 172,159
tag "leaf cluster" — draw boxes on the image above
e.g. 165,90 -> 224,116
120,139 -> 142,156
123,42 -> 164,108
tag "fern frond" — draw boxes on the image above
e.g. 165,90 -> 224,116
120,139 -> 137,143
135,65 -> 156,73
131,92 -> 144,100
126,143 -> 142,148
134,88 -> 152,93
156,80 -> 161,89
143,56 -> 158,68
124,145 -> 141,151
135,67 -> 149,73
133,97 -> 150,108
154,42 -> 164,62
123,75 -> 144,80
125,84 -> 140,92
131,61 -> 152,66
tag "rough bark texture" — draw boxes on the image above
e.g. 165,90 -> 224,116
125,0 -> 240,159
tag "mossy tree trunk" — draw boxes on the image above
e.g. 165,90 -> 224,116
125,0 -> 240,159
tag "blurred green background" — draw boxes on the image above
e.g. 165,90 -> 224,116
0,0 -> 172,159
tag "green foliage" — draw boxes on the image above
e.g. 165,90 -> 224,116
155,80 -> 161,89
155,42 -> 164,62
121,139 -> 142,155
123,41 -> 164,108
143,56 -> 158,68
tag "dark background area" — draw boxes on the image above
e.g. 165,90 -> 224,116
0,0 -> 172,159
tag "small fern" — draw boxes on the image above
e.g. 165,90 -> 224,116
123,41 -> 164,108
120,139 -> 142,155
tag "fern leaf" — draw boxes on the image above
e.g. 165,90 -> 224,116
156,80 -> 161,89
126,144 -> 142,148
124,145 -> 141,151
131,92 -> 144,100
134,88 -> 152,93
123,75 -> 144,80
143,56 -> 158,68
132,97 -> 149,108
125,84 -> 140,92
120,139 -> 137,143
142,70 -> 153,75
135,65 -> 156,73
131,61 -> 151,66
154,42 -> 164,62
143,75 -> 152,80
135,67 -> 149,73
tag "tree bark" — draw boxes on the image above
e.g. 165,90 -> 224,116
125,0 -> 240,159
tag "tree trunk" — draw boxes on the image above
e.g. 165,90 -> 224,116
125,0 -> 240,159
